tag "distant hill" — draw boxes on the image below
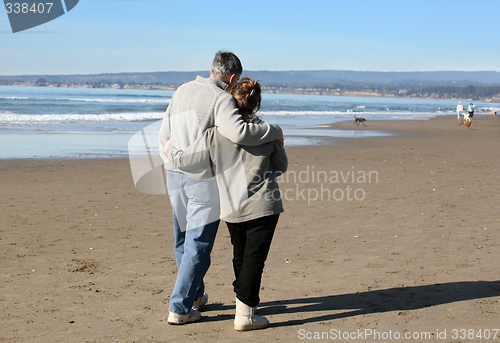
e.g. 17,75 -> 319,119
3,70 -> 500,101
2,70 -> 500,88
245,70 -> 500,87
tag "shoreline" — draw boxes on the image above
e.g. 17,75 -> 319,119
1,114 -> 498,162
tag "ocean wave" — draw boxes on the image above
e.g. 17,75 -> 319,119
0,96 -> 30,100
0,112 -> 165,124
51,97 -> 171,104
111,93 -> 168,98
477,106 -> 499,112
260,110 -> 347,116
0,96 -> 170,104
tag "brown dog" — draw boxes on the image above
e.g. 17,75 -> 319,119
353,116 -> 366,126
459,118 -> 471,129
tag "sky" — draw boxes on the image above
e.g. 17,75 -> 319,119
1,0 -> 500,75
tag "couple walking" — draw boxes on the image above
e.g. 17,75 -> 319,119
158,51 -> 287,331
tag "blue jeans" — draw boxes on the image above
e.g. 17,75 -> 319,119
166,171 -> 220,315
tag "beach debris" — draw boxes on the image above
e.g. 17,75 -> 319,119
354,235 -> 359,238
284,259 -> 291,263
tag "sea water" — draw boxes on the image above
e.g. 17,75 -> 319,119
0,85 -> 497,159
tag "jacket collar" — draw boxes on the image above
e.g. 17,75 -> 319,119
196,75 -> 228,90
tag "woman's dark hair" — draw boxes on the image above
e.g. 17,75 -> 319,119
230,77 -> 261,121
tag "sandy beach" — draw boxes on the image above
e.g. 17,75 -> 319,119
1,114 -> 499,342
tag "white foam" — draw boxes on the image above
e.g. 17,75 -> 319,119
0,112 -> 165,124
1,96 -> 170,104
51,97 -> 170,104
260,110 -> 347,116
478,106 -> 499,112
0,96 -> 29,100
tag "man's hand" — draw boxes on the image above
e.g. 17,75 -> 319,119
164,139 -> 171,153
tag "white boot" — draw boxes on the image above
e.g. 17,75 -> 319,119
234,298 -> 269,331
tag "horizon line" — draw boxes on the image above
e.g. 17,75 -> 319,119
1,70 -> 500,77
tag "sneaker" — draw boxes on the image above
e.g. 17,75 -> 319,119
167,310 -> 201,325
192,293 -> 208,311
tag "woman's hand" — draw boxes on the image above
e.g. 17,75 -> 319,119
164,139 -> 171,153
277,130 -> 284,146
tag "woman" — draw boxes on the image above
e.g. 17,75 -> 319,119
468,102 -> 476,120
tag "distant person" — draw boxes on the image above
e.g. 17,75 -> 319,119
165,78 -> 288,331
456,102 -> 463,119
158,51 -> 282,325
494,110 -> 497,117
468,102 -> 476,119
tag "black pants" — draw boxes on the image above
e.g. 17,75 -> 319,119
469,111 -> 474,118
226,214 -> 280,307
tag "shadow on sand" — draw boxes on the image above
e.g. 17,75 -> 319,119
251,280 -> 500,327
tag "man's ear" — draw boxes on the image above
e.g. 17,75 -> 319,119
227,74 -> 237,85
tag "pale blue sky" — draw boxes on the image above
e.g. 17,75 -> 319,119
1,0 -> 499,75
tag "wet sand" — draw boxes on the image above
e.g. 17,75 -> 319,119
1,114 -> 499,342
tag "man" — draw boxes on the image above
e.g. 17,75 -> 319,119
158,51 -> 282,325
456,102 -> 463,119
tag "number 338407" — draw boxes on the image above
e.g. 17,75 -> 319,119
5,3 -> 54,14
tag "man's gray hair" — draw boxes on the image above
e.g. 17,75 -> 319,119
210,51 -> 243,79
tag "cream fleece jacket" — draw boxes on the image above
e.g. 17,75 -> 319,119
166,121 -> 287,223
159,76 -> 282,180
